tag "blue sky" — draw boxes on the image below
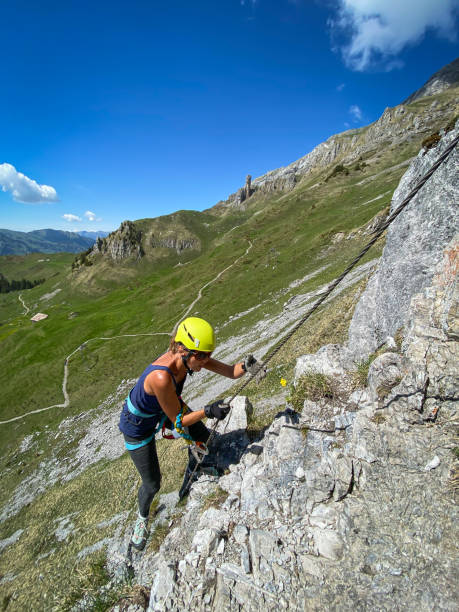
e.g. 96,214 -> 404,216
1,0 -> 458,233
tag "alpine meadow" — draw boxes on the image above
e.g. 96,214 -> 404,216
0,59 -> 458,611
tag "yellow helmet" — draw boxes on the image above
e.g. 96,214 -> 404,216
175,317 -> 215,352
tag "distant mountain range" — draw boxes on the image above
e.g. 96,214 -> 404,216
0,228 -> 107,256
77,230 -> 110,240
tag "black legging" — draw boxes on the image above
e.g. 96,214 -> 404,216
124,420 -> 210,518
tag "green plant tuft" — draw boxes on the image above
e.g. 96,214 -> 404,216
351,356 -> 374,388
201,486 -> 228,512
290,371 -> 336,411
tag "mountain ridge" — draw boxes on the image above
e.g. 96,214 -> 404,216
80,71 -> 458,271
0,228 -> 95,256
403,56 -> 459,104
0,60 -> 458,610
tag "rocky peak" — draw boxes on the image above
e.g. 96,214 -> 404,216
227,174 -> 255,209
93,220 -> 143,261
403,56 -> 459,104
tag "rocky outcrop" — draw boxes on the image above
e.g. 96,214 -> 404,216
347,122 -> 458,361
150,234 -> 200,254
253,100 -> 455,195
115,233 -> 458,612
229,175 -> 255,208
383,237 -> 459,422
93,220 -> 143,261
403,57 -> 459,104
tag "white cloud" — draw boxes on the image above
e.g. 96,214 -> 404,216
84,210 -> 102,222
337,83 -> 346,91
349,104 -> 363,121
0,163 -> 59,203
330,0 -> 459,71
62,213 -> 82,222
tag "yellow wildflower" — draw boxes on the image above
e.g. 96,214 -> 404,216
280,378 -> 287,387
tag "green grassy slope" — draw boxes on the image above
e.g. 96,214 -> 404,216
0,90 -> 457,609
1,95 -> 456,452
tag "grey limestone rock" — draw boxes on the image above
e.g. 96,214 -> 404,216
220,80 -> 458,207
366,351 -> 403,402
93,220 -> 143,261
143,236 -> 457,612
348,124 -> 459,361
383,235 -> 459,422
403,57 -> 459,103
295,343 -> 353,378
0,529 -> 24,553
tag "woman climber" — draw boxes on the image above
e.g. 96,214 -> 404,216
118,316 -> 259,551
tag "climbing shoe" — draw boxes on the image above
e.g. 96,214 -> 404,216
131,515 -> 149,551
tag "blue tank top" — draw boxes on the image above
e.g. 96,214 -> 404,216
118,363 -> 187,439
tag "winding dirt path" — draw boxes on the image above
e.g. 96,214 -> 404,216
18,294 -> 30,315
175,240 -> 253,324
1,241 -> 253,425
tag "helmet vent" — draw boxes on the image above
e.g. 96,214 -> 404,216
183,323 -> 200,348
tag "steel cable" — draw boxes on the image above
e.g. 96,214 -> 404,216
181,134 -> 459,496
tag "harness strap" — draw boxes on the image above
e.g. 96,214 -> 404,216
126,394 -> 155,418
125,364 -> 190,449
124,430 -> 156,450
124,413 -> 167,450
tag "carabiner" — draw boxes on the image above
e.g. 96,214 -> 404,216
190,441 -> 209,463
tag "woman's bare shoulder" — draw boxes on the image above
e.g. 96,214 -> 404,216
145,368 -> 171,394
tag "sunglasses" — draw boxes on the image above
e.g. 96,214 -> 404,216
188,350 -> 212,360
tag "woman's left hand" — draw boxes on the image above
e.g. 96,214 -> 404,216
204,400 -> 230,420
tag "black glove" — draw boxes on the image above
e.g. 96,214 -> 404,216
243,354 -> 260,375
204,400 -> 230,420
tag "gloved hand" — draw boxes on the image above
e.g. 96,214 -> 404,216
204,400 -> 230,420
243,354 -> 261,375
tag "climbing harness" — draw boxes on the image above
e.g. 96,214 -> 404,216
124,395 -> 168,450
179,133 -> 459,497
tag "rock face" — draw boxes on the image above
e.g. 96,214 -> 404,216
125,232 -> 458,612
103,127 -> 459,612
93,220 -> 143,261
91,220 -> 201,261
231,174 -> 254,208
403,57 -> 459,104
347,122 -> 458,361
150,234 -> 199,254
